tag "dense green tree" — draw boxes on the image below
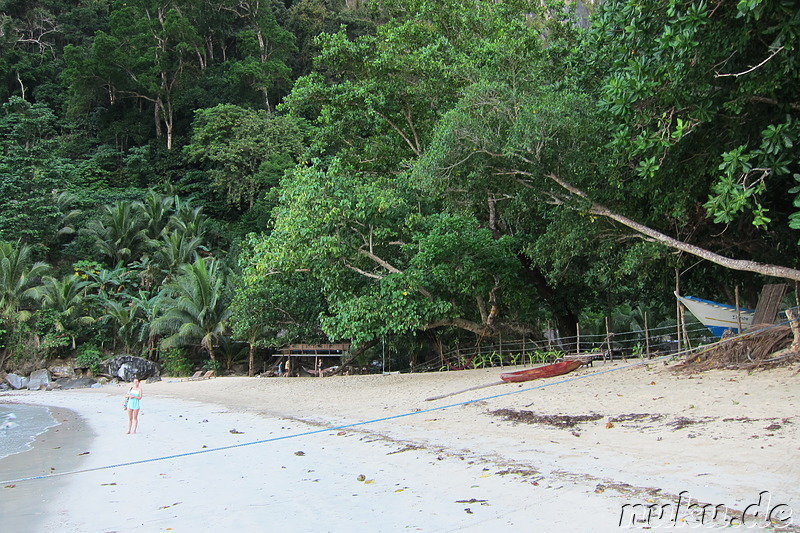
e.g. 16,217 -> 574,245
183,104 -> 306,210
230,267 -> 328,374
252,0 -> 591,346
223,1 -> 297,112
583,0 -> 800,281
0,97 -> 74,247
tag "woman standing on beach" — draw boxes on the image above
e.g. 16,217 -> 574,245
125,378 -> 143,434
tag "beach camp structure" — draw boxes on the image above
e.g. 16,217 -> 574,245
276,343 -> 351,376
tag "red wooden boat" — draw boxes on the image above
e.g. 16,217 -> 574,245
499,360 -> 581,383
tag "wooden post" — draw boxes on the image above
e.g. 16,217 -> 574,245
680,305 -> 692,350
605,316 -> 612,362
644,311 -> 651,358
576,322 -> 581,355
499,332 -> 503,363
785,308 -> 800,350
676,269 -> 682,354
547,320 -> 552,350
735,285 -> 743,333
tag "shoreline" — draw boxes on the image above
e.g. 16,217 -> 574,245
0,405 -> 93,531
1,362 -> 798,531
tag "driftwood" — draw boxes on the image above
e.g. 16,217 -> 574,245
678,324 -> 798,372
425,380 -> 505,402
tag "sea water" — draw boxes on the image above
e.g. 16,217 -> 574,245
0,404 -> 58,461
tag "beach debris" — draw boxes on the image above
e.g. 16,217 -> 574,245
229,429 -> 243,434
357,474 -> 366,482
4,485 -> 16,489
101,482 -> 117,486
490,409 -> 603,428
678,325 -> 798,371
294,450 -> 305,456
606,421 -> 614,429
78,451 -> 90,456
456,499 -> 488,504
158,502 -> 182,510
464,508 -> 473,514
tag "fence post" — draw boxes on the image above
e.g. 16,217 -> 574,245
576,322 -> 581,355
499,333 -> 503,367
645,311 -> 651,358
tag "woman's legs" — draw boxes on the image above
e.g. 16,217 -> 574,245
130,409 -> 139,434
126,407 -> 134,434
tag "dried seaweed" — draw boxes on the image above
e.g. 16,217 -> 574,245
490,409 -> 604,428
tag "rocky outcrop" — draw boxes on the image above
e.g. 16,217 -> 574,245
54,377 -> 98,389
3,373 -> 28,390
27,369 -> 51,391
48,365 -> 76,379
104,355 -> 160,382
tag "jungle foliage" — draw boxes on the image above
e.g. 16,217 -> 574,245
1,0 -> 798,374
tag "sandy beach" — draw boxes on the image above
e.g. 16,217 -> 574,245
1,359 -> 799,532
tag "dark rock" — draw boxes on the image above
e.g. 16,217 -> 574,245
54,377 -> 98,389
104,355 -> 160,382
28,369 -> 52,390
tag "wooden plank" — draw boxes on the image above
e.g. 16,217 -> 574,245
750,283 -> 787,326
278,343 -> 352,357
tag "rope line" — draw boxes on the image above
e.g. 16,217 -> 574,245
2,319 -> 792,485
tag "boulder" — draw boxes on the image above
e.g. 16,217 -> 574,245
48,365 -> 75,379
104,355 -> 160,382
27,369 -> 52,390
4,373 -> 27,390
54,377 -> 97,389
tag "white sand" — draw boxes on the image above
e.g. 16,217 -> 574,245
1,360 -> 799,532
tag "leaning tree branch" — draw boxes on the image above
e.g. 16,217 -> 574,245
543,172 -> 800,282
716,46 -> 784,78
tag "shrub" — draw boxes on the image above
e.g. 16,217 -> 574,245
160,348 -> 193,377
75,344 -> 103,375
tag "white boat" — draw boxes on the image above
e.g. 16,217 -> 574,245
675,293 -> 755,338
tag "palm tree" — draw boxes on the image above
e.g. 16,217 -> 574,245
0,240 -> 49,322
99,298 -> 142,354
0,240 -> 49,369
151,257 -> 230,361
138,189 -> 174,241
152,230 -> 207,281
33,274 -> 94,349
84,201 -> 147,265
